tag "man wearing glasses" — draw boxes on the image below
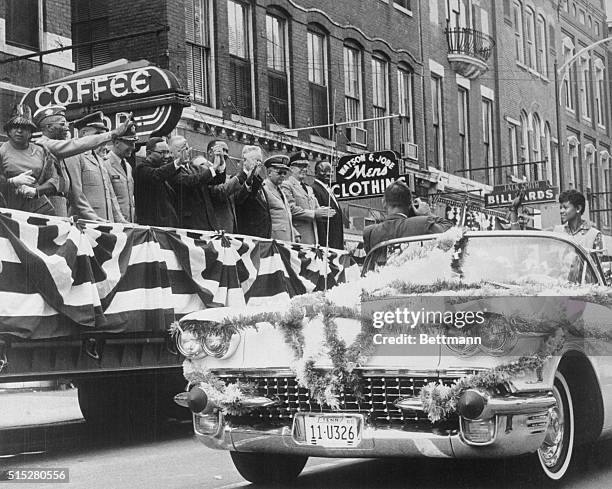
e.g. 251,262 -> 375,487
262,155 -> 299,242
168,135 -> 227,231
134,137 -> 182,227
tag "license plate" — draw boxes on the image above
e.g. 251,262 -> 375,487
296,414 -> 362,448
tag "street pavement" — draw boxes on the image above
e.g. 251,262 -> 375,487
1,389 -> 611,489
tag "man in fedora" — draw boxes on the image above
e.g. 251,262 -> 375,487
281,151 -> 335,245
262,155 -> 299,242
34,105 -> 135,217
70,112 -> 127,222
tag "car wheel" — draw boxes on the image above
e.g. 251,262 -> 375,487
230,452 -> 308,484
537,370 -> 574,481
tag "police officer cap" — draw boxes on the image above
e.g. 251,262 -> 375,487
72,111 -> 108,132
112,123 -> 139,143
33,105 -> 66,128
264,154 -> 290,170
288,151 -> 309,167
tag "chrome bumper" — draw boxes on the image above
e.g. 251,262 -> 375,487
192,391 -> 555,459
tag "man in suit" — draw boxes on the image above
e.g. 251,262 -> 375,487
134,137 -> 181,227
261,155 -> 298,242
168,135 -> 226,231
281,151 -> 335,245
33,105 -> 135,217
202,139 -> 249,233
235,145 -> 271,238
363,179 -> 453,253
312,160 -> 345,249
106,125 -> 138,222
70,112 -> 127,222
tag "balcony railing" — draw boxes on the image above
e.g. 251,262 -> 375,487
445,27 -> 495,62
445,27 -> 495,78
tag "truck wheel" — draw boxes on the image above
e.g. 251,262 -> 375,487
537,370 -> 575,481
230,452 -> 308,484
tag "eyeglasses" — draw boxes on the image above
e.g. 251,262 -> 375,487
272,169 -> 288,175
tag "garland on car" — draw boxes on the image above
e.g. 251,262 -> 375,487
176,228 -> 612,421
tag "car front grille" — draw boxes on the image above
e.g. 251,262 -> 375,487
220,375 -> 457,426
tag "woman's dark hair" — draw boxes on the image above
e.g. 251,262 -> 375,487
558,189 -> 586,214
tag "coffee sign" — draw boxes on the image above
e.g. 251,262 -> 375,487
485,180 -> 558,208
332,151 -> 400,200
21,65 -> 190,137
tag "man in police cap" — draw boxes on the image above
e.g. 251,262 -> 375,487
33,105 -> 135,217
262,155 -> 299,242
70,112 -> 127,222
281,151 -> 334,245
106,123 -> 138,222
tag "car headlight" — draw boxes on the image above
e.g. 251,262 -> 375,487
176,330 -> 206,359
478,316 -> 517,355
202,330 -> 240,358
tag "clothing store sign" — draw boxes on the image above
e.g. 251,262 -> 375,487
484,180 -> 558,208
21,66 -> 189,137
332,151 -> 400,200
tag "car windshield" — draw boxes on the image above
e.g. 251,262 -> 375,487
459,236 -> 596,284
369,235 -> 598,285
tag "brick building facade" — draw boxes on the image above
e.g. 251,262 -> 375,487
0,0 -> 74,142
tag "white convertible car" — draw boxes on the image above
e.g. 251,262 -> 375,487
173,231 -> 612,485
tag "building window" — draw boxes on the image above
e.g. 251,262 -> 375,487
579,9 -> 585,24
508,123 -> 520,178
393,0 -> 411,12
308,29 -> 329,138
228,0 -> 253,117
6,0 -> 39,50
568,139 -> 581,190
185,0 -> 211,105
513,1 -> 524,64
266,14 -> 290,127
531,114 -> 542,180
544,123 -> 553,184
525,7 -> 536,70
580,57 -> 591,120
595,22 -> 601,37
431,76 -> 445,170
603,160 -> 611,227
372,56 -> 390,150
71,0 -> 110,70
536,15 -> 547,76
458,87 -> 470,172
482,98 -> 494,184
344,45 -> 363,127
563,43 -> 575,111
397,65 -> 414,142
594,62 -> 605,127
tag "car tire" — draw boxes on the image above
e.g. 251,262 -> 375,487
230,452 -> 308,484
536,370 -> 575,482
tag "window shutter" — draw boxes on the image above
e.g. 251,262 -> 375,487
185,0 -> 195,42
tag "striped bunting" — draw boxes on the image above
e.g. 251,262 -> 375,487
0,210 -> 351,339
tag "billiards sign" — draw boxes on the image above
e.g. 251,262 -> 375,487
332,151 -> 400,201
21,65 -> 190,137
485,180 -> 558,208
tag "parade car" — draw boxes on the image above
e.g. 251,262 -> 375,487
173,230 -> 612,485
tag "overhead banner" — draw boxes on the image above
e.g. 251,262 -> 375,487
21,64 -> 190,138
332,151 -> 400,201
484,180 -> 558,208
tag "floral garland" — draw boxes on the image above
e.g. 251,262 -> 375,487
177,227 -> 612,422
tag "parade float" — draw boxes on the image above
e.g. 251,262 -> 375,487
173,227 -> 612,484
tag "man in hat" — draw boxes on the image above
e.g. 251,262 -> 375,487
0,104 -> 59,215
70,112 -> 127,222
262,155 -> 299,242
235,145 -> 271,238
167,135 -> 227,231
34,105 -> 135,217
106,123 -> 139,222
134,137 -> 180,227
281,151 -> 335,245
312,160 -> 346,249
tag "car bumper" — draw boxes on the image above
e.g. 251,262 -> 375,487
192,391 -> 555,459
